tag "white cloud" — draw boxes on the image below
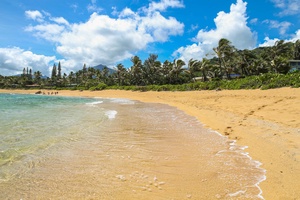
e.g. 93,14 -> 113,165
188,24 -> 199,33
174,44 -> 207,63
50,17 -> 70,26
24,0 -> 184,72
119,7 -> 137,18
0,47 -> 55,76
87,0 -> 103,13
263,20 -> 291,35
25,10 -> 43,22
146,0 -> 184,13
139,12 -> 184,42
56,13 -> 152,66
250,18 -> 258,24
259,37 -> 280,47
173,0 -> 256,63
259,29 -> 300,47
292,29 -> 300,40
25,24 -> 67,42
270,0 -> 300,16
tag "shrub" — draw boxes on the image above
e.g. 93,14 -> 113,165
96,83 -> 107,90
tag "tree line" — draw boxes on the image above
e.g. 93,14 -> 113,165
1,38 -> 300,90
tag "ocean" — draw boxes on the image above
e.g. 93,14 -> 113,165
0,93 -> 266,199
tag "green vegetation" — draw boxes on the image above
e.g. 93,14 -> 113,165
1,38 -> 300,91
102,71 -> 300,91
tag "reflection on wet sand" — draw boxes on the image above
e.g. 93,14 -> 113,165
0,102 -> 265,199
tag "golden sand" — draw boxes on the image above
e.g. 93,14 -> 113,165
1,88 -> 299,199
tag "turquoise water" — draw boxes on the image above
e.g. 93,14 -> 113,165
0,94 -> 121,181
0,93 -> 266,199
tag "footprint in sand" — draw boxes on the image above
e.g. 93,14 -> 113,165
224,126 -> 233,136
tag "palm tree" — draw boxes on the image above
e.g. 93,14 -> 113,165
161,60 -> 173,84
33,71 -> 42,84
199,58 -> 210,81
142,54 -> 161,85
293,39 -> 300,60
213,38 -> 236,79
265,40 -> 292,73
238,49 -> 259,76
186,59 -> 200,81
130,56 -> 143,85
101,67 -> 110,84
115,63 -> 127,86
170,59 -> 185,84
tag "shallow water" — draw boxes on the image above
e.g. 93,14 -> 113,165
0,93 -> 265,199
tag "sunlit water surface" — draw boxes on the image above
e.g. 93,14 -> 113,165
0,93 -> 265,199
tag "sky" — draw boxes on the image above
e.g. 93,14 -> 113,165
0,0 -> 300,76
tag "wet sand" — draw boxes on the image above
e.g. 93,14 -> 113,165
1,88 -> 300,199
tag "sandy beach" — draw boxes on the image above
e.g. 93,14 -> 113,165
1,88 -> 299,199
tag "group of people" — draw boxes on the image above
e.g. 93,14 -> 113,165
35,90 -> 59,95
44,91 -> 59,95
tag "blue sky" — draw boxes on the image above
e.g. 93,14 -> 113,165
0,0 -> 300,76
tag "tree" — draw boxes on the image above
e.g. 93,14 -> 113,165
187,59 -> 200,81
161,60 -> 173,84
293,39 -> 300,60
115,63 -> 127,86
67,71 -> 76,85
213,38 -> 236,79
129,56 -> 143,85
34,71 -> 42,84
101,67 -> 110,84
142,54 -> 162,85
170,59 -> 185,84
51,64 -> 57,80
238,49 -> 258,76
264,40 -> 292,73
199,58 -> 210,81
57,61 -> 62,79
29,69 -> 32,79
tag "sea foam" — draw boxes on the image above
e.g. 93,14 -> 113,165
110,98 -> 135,104
214,135 -> 266,199
105,110 -> 117,119
85,101 -> 103,106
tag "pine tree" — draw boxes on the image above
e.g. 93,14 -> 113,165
29,68 -> 32,79
57,62 -> 62,79
83,63 -> 87,74
51,64 -> 57,80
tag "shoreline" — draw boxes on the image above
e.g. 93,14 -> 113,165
1,88 -> 299,199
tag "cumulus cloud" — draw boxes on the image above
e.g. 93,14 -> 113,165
56,13 -> 153,66
292,29 -> 300,40
24,0 -> 184,73
259,37 -> 280,47
139,12 -> 184,42
173,0 -> 256,63
25,23 -> 67,42
259,29 -> 300,47
0,47 -> 55,76
270,0 -> 300,16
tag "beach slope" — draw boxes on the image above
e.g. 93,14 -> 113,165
1,88 -> 299,199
